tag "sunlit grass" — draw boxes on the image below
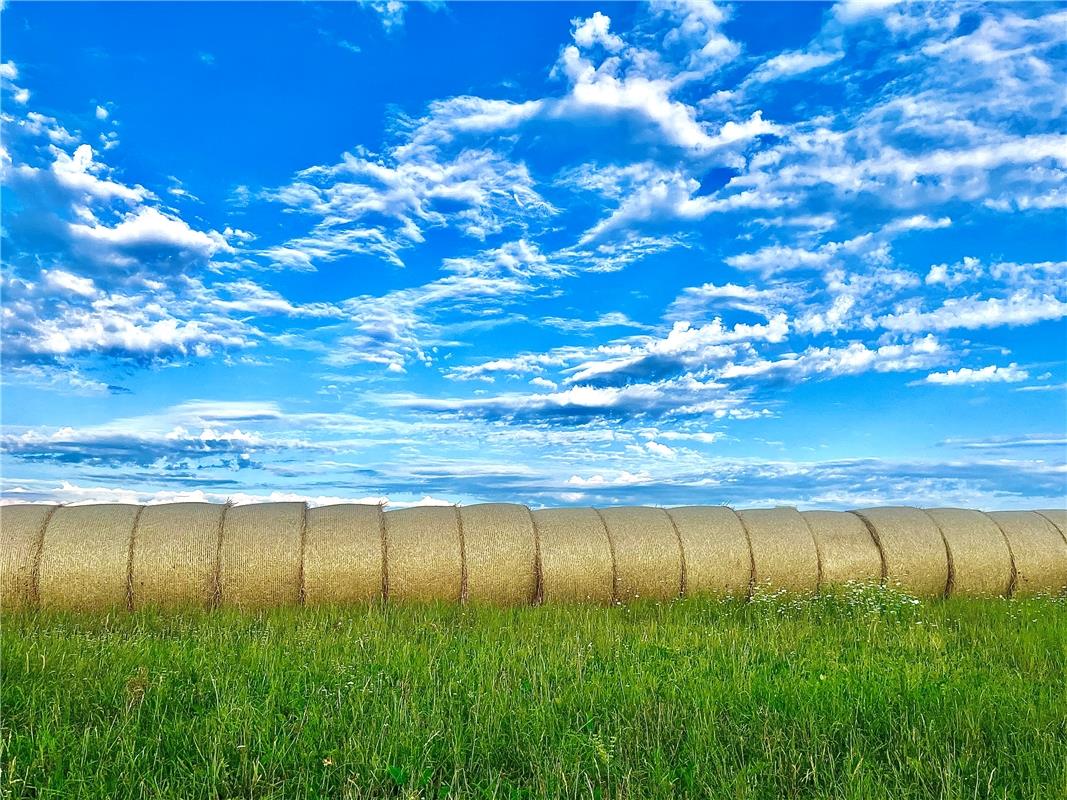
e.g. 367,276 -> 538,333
3,587 -> 1065,799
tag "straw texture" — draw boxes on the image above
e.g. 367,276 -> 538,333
666,506 -> 750,598
459,504 -> 537,605
802,510 -> 882,588
0,504 -> 56,610
131,502 -> 225,609
303,504 -> 384,605
598,507 -> 682,601
1035,510 -> 1067,544
534,508 -> 614,604
217,502 -> 304,609
925,508 -> 1012,597
987,511 -> 1067,597
37,504 -> 141,611
853,507 -> 949,597
738,508 -> 819,594
384,506 -> 463,603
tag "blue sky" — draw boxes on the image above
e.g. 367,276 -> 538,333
1,0 -> 1064,509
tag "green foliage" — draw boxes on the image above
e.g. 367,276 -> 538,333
2,587 -> 1065,799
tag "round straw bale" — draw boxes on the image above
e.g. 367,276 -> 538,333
218,502 -> 304,609
533,508 -> 614,604
737,508 -> 819,594
37,504 -> 141,611
802,510 -> 882,588
0,504 -> 57,610
131,502 -> 225,609
851,507 -> 948,597
1034,510 -> 1067,544
987,511 -> 1067,597
924,508 -> 1012,597
665,506 -> 750,598
598,507 -> 682,602
303,504 -> 383,605
459,504 -> 537,605
384,506 -> 462,603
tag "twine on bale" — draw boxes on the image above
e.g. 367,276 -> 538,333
599,507 -> 683,602
852,507 -> 949,597
459,504 -> 537,606
124,505 -> 145,611
925,509 -> 1013,597
1035,510 -> 1067,545
377,502 -> 389,603
534,508 -> 614,604
37,504 -> 142,611
303,504 -> 383,606
592,508 -> 620,604
384,506 -> 463,603
738,508 -> 820,594
131,503 -> 226,609
0,504 -> 58,610
665,506 -> 751,599
526,506 -> 545,605
986,511 -> 1067,597
661,509 -> 688,598
802,511 -> 882,589
210,501 -> 231,609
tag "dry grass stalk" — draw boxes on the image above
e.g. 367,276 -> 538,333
459,504 -> 537,605
303,504 -> 383,605
738,508 -> 819,594
802,510 -> 882,589
218,502 -> 304,609
925,509 -> 1012,597
131,503 -> 225,609
37,504 -> 141,611
534,508 -> 614,604
666,506 -> 750,598
987,511 -> 1067,597
0,504 -> 57,610
598,507 -> 682,602
384,506 -> 463,603
852,507 -> 949,597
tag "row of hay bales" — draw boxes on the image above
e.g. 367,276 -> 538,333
1,503 -> 1065,611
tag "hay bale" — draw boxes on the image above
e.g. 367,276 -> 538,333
737,508 -> 819,594
925,508 -> 1012,597
987,511 -> 1067,597
459,504 -> 537,605
0,504 -> 58,611
37,504 -> 141,611
852,507 -> 948,597
1035,510 -> 1067,544
304,504 -> 383,605
131,502 -> 225,609
665,506 -> 751,598
802,510 -> 882,588
598,507 -> 682,602
384,506 -> 462,603
218,502 -> 304,609
533,508 -> 614,604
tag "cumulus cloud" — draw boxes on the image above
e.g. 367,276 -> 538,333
921,363 -> 1030,386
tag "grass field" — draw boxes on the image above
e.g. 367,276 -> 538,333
2,588 -> 1065,800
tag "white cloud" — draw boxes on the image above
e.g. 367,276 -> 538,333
95,104 -> 109,120
922,363 -> 1029,386
572,12 -> 624,52
881,292 -> 1067,333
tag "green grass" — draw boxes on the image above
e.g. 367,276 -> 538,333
2,588 -> 1065,800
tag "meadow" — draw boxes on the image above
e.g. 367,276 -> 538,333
2,588 -> 1065,800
